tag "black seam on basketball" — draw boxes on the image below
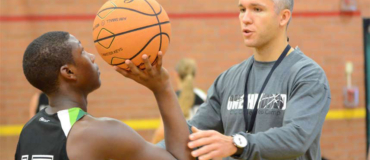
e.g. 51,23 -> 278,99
97,1 -> 117,19
124,0 -> 134,3
110,32 -> 170,65
152,55 -> 159,66
144,0 -> 162,51
94,21 -> 169,43
97,6 -> 162,17
97,28 -> 115,49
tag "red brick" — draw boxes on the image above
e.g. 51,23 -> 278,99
1,0 -> 369,159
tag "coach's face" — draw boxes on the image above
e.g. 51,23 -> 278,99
238,0 -> 281,48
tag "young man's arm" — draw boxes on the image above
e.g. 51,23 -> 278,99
156,72 -> 226,149
67,116 -> 185,160
113,52 -> 193,159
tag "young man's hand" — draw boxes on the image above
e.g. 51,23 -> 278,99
114,51 -> 171,93
188,127 -> 237,160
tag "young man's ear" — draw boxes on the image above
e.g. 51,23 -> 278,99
60,65 -> 77,80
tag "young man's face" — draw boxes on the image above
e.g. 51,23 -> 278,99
68,34 -> 101,93
239,0 -> 281,48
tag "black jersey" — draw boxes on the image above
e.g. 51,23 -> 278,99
15,108 -> 87,160
35,93 -> 49,114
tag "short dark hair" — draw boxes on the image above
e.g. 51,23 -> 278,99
23,31 -> 74,94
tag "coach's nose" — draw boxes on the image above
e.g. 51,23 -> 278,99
240,10 -> 253,25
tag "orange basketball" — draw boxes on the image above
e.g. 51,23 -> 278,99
93,0 -> 171,70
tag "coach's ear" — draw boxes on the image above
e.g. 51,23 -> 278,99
279,8 -> 291,27
60,64 -> 77,80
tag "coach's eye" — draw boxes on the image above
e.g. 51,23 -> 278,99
254,8 -> 262,12
240,8 -> 246,13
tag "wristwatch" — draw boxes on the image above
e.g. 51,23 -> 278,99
231,133 -> 248,158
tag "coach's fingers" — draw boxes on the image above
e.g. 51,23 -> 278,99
189,129 -> 216,141
142,54 -> 153,75
191,143 -> 217,158
198,150 -> 219,160
188,136 -> 215,149
156,51 -> 163,71
192,126 -> 200,133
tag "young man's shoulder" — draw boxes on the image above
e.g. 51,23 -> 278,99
20,110 -> 46,136
68,115 -> 130,143
67,115 -> 144,159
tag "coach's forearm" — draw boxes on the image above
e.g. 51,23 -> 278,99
153,84 -> 194,160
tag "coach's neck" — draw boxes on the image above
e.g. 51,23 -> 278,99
253,34 -> 293,62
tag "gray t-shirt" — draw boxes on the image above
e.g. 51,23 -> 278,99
188,47 -> 331,160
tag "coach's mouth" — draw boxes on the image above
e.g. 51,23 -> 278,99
242,29 -> 253,37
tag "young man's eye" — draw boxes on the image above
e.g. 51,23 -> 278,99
239,8 -> 246,12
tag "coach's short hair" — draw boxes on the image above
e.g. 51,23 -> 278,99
272,0 -> 294,13
272,0 -> 294,25
23,31 -> 74,94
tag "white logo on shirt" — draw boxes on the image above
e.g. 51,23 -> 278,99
39,117 -> 50,123
227,94 -> 287,110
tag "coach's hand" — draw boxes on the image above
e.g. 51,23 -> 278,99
114,51 -> 170,93
188,127 -> 237,160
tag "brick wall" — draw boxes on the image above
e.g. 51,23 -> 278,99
1,0 -> 369,159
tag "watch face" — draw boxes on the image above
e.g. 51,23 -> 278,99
233,134 -> 247,148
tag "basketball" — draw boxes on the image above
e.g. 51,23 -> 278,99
92,0 -> 171,70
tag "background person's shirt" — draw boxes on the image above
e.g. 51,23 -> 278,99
176,88 -> 207,119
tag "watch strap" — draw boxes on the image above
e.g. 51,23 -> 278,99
231,132 -> 248,159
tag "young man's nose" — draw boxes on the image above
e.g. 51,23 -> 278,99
89,53 -> 96,63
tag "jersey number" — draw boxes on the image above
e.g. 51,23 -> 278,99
22,155 -> 54,160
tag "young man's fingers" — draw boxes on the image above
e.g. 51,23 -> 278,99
156,51 -> 163,71
126,60 -> 147,78
188,136 -> 216,149
113,66 -> 128,77
191,143 -> 217,158
142,54 -> 153,75
114,66 -> 141,82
